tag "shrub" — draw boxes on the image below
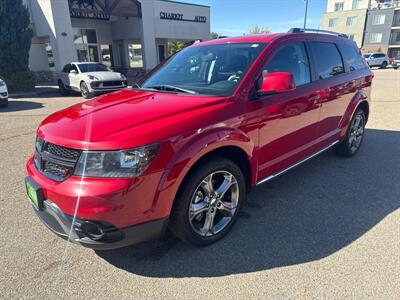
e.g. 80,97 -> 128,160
2,71 -> 35,92
0,0 -> 33,92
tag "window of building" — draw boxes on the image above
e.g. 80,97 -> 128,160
369,32 -> 383,43
352,0 -> 363,10
262,43 -> 311,87
395,32 -> 400,42
72,28 -> 99,62
372,14 -> 386,25
334,2 -> 344,11
338,44 -> 366,71
128,43 -> 143,68
329,18 -> 339,27
310,42 -> 345,79
346,16 -> 358,26
100,44 -> 113,67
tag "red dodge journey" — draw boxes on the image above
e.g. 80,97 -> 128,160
25,29 -> 373,249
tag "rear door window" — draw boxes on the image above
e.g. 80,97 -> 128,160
310,42 -> 345,80
338,44 -> 366,71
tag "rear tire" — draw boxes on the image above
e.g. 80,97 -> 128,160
334,108 -> 366,157
381,61 -> 388,69
169,157 -> 246,246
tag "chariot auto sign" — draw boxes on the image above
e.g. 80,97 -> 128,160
69,0 -> 111,20
159,11 -> 207,23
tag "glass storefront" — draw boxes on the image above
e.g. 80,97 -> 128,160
128,43 -> 143,68
73,28 -> 99,62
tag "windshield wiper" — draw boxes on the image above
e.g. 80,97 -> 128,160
146,85 -> 197,94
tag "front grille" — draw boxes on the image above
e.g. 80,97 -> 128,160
46,143 -> 81,160
34,137 -> 81,182
102,81 -> 123,87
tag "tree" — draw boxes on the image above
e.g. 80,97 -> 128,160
210,32 -> 220,39
168,40 -> 194,56
0,0 -> 34,91
249,25 -> 271,35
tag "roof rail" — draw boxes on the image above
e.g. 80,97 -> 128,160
288,28 -> 348,38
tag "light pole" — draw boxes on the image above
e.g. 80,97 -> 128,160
304,0 -> 309,29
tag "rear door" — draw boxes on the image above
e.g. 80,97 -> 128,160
308,40 -> 359,145
255,39 -> 322,180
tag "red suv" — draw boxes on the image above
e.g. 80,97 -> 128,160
25,29 -> 373,249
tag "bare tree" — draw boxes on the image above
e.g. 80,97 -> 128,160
249,25 -> 271,35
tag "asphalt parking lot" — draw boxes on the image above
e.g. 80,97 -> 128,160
0,69 -> 399,299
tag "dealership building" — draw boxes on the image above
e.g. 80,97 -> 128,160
24,0 -> 210,76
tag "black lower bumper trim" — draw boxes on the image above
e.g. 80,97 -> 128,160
33,199 -> 169,250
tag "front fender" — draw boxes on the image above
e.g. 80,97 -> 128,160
152,127 -> 256,216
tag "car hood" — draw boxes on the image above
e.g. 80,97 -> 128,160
84,72 -> 123,81
38,89 -> 228,150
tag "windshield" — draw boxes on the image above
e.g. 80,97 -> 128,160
363,54 -> 371,58
78,63 -> 110,73
142,43 -> 267,96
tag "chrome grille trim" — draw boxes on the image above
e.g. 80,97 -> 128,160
34,137 -> 82,182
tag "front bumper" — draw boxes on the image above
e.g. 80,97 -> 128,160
30,193 -> 169,250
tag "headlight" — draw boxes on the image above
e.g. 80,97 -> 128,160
87,75 -> 99,81
74,144 -> 159,178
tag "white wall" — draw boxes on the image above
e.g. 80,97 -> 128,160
111,17 -> 142,40
71,19 -> 113,44
139,0 -> 210,70
28,0 -> 77,71
153,0 -> 210,41
29,43 -> 49,71
326,0 -> 370,12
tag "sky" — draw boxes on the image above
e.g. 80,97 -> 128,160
182,0 -> 328,36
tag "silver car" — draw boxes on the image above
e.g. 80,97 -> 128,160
363,52 -> 390,69
0,78 -> 8,107
391,55 -> 400,70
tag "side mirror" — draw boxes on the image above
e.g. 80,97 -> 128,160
69,69 -> 77,75
258,72 -> 296,96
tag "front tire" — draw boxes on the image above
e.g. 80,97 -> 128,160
335,108 -> 366,157
80,81 -> 93,99
169,157 -> 246,246
381,61 -> 388,69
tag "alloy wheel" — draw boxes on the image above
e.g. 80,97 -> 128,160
188,171 -> 239,237
348,114 -> 364,153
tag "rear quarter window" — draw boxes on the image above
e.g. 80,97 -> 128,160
338,44 -> 366,71
309,42 -> 345,80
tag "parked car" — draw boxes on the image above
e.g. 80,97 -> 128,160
25,29 -> 373,250
58,62 -> 128,99
0,78 -> 8,107
363,52 -> 389,69
391,55 -> 400,69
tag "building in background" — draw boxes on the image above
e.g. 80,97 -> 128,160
321,0 -> 370,46
363,1 -> 400,57
24,0 -> 210,78
321,0 -> 400,57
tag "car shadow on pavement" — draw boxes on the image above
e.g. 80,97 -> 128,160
0,100 -> 44,112
96,128 -> 400,278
